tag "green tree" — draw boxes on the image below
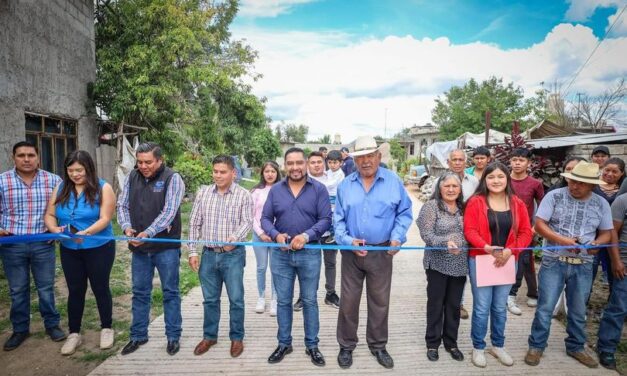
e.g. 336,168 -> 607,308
316,134 -> 332,144
93,0 -> 267,160
431,77 -> 546,140
389,139 -> 406,164
244,127 -> 282,167
275,123 -> 308,143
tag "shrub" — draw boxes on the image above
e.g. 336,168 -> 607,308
173,153 -> 213,195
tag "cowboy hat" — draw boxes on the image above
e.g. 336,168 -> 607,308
350,136 -> 379,157
560,161 -> 607,185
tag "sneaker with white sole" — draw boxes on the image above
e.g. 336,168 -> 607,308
100,328 -> 114,350
270,299 -> 277,316
472,349 -> 487,368
488,346 -> 514,366
507,296 -> 522,315
61,333 -> 82,355
255,297 -> 265,313
527,298 -> 538,307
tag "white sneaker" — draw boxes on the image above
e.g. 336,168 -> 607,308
507,296 -> 522,315
527,298 -> 538,307
472,349 -> 487,368
488,346 -> 514,366
255,297 -> 265,313
270,299 -> 277,317
61,333 -> 82,355
100,328 -> 114,350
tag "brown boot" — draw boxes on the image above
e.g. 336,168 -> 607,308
567,350 -> 598,368
231,340 -> 244,357
524,349 -> 543,366
194,339 -> 217,355
460,305 -> 469,320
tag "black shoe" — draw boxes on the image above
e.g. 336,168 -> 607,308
338,348 -> 353,369
324,292 -> 340,308
268,345 -> 293,364
305,347 -> 326,367
598,351 -> 616,370
3,332 -> 29,351
427,348 -> 439,361
293,298 -> 303,311
370,348 -> 394,369
121,339 -> 148,355
446,347 -> 464,361
45,326 -> 67,342
166,340 -> 180,356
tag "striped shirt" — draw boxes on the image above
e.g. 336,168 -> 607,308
117,172 -> 185,238
0,169 -> 61,235
188,183 -> 253,256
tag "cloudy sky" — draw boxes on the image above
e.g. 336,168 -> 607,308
232,0 -> 627,143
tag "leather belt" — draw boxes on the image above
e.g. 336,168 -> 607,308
558,256 -> 584,265
366,241 -> 391,246
204,246 -> 227,253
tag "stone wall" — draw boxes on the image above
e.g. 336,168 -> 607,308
0,0 -> 99,174
568,144 -> 627,162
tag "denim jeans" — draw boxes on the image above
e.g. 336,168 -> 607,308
0,241 -> 60,332
468,257 -> 512,349
252,234 -> 276,299
130,248 -> 182,342
528,257 -> 592,353
271,247 -> 321,348
199,246 -> 245,341
597,274 -> 627,354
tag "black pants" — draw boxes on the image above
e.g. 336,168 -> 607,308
323,249 -> 337,294
509,249 -> 538,298
60,241 -> 115,333
425,269 -> 466,349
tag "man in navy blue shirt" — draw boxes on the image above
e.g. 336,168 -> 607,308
261,147 -> 332,367
340,147 -> 356,176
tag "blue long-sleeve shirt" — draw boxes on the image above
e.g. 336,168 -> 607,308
261,177 -> 332,242
334,166 -> 413,245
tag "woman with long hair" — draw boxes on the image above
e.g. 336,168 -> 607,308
44,150 -> 116,355
417,172 -> 467,362
250,161 -> 281,316
464,162 -> 533,368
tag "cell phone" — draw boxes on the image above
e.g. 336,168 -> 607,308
69,224 -> 79,234
492,246 -> 504,251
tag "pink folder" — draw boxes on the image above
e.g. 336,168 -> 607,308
475,254 -> 516,287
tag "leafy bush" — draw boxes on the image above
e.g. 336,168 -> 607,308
173,153 -> 213,195
401,158 -> 420,175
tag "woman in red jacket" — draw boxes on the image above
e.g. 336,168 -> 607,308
464,162 -> 532,369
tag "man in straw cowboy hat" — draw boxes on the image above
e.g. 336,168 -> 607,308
334,135 -> 412,369
525,161 -> 613,369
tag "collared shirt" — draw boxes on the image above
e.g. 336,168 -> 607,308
334,166 -> 413,245
461,173 -> 479,202
0,169 -> 60,235
261,177 -> 332,241
188,183 -> 252,256
117,171 -> 184,238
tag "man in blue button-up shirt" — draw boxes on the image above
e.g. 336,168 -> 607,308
334,136 -> 412,370
261,147 -> 332,367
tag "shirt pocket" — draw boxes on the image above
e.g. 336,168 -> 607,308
372,201 -> 395,218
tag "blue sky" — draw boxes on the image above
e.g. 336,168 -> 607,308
232,0 -> 627,141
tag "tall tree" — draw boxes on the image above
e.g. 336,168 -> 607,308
275,123 -> 308,143
431,77 -> 546,140
316,134 -> 332,144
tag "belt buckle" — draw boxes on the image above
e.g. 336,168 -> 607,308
559,256 -> 582,265
214,246 -> 225,253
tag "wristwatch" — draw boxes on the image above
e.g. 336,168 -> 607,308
301,232 -> 310,243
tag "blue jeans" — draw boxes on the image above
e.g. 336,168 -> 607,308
199,246 -> 245,341
597,274 -> 627,354
528,257 -> 592,352
0,241 -> 60,332
468,257 -> 512,349
130,249 -> 182,342
252,234 -> 276,299
271,247 -> 321,348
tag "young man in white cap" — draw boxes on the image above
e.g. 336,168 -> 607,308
525,161 -> 613,369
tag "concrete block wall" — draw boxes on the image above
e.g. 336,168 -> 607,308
0,0 -> 97,172
568,144 -> 627,163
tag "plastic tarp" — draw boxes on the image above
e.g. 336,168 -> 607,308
425,140 -> 457,168
425,130 -> 510,168
116,136 -> 138,192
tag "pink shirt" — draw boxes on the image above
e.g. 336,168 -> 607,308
251,185 -> 272,236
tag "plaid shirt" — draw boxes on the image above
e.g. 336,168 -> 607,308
0,169 -> 61,235
188,183 -> 253,257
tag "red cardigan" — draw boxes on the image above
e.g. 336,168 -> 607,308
463,194 -> 533,260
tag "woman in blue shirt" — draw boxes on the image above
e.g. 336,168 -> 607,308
45,150 -> 116,355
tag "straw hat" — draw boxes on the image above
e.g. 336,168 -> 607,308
350,136 -> 379,157
560,161 -> 607,185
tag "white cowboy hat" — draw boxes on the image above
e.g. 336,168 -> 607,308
350,136 -> 379,157
560,161 -> 607,185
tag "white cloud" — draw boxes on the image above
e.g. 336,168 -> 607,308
564,0 -> 625,21
238,0 -> 317,18
233,24 -> 627,142
606,8 -> 627,35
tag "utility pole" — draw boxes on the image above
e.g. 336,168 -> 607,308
576,92 -> 583,128
484,111 -> 491,146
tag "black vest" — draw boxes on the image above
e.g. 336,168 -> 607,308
128,165 -> 182,253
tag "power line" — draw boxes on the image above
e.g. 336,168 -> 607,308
563,4 -> 626,96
